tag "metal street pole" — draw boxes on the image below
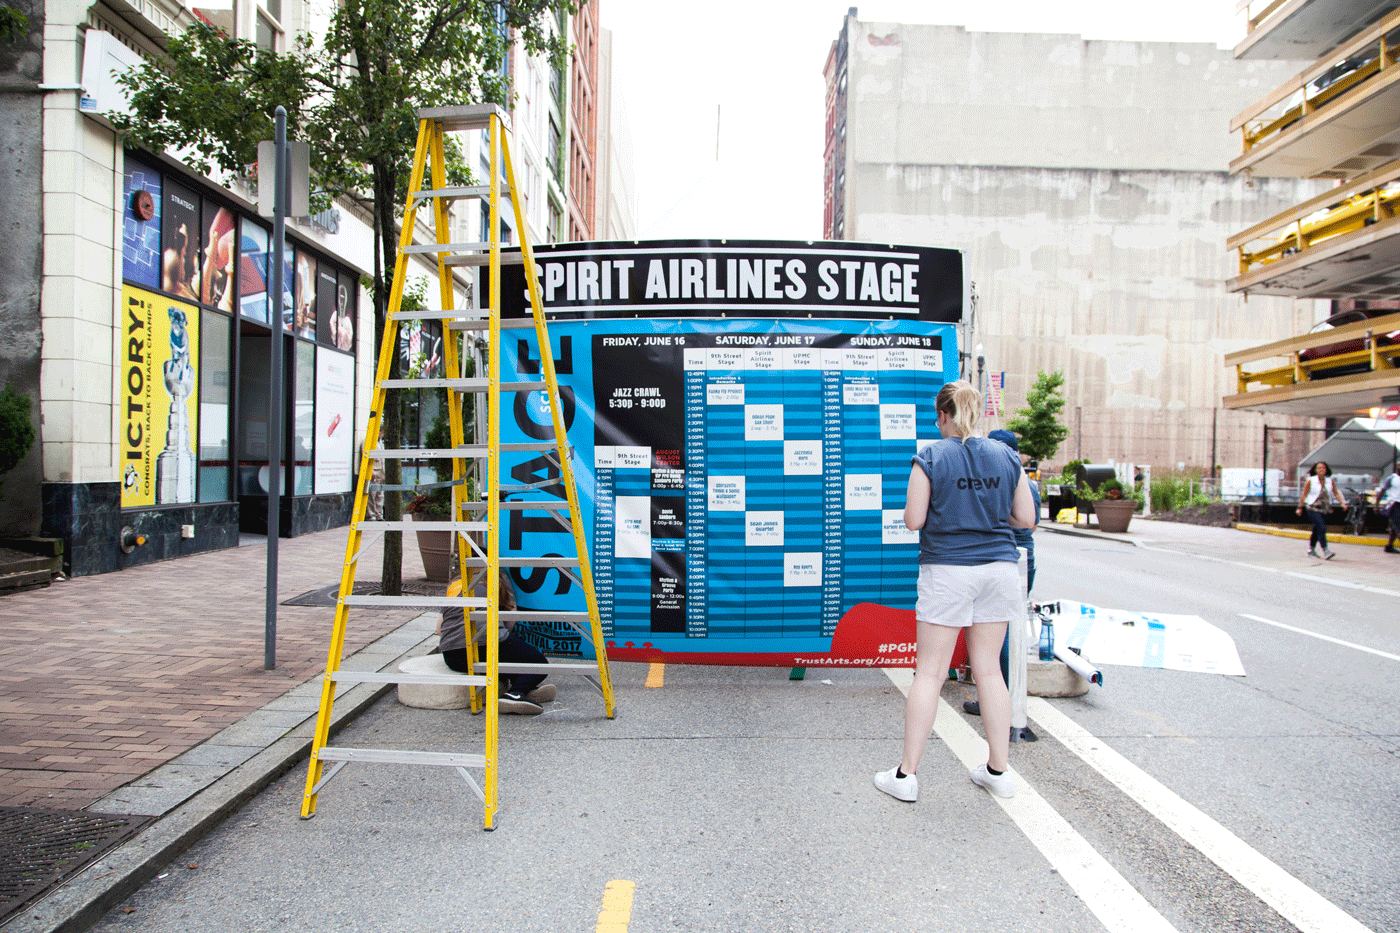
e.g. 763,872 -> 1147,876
265,107 -> 287,670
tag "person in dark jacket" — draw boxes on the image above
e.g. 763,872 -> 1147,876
440,568 -> 554,715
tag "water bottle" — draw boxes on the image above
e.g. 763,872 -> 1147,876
1039,620 -> 1054,661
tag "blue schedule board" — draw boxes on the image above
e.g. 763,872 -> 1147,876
493,240 -> 963,667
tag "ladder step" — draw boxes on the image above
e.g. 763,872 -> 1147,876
318,746 -> 486,769
357,520 -> 487,533
329,670 -> 489,686
400,241 -> 493,254
462,500 -> 570,511
340,595 -> 488,608
389,308 -> 488,321
443,253 -> 523,267
409,185 -> 492,202
378,378 -> 547,393
419,103 -> 505,132
470,611 -> 591,623
363,444 -> 559,459
461,556 -> 579,568
476,661 -> 601,676
449,317 -> 536,331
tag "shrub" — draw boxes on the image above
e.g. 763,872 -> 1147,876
0,385 -> 36,479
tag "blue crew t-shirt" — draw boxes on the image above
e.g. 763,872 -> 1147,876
912,436 -> 1021,566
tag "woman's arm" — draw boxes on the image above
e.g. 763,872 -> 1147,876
1009,470 -> 1036,528
1298,476 -> 1310,512
904,464 -> 930,531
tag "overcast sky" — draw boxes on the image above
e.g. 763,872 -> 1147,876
598,1 -> 1246,241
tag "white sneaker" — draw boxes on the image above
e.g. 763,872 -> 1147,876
971,764 -> 1015,798
874,766 -> 918,802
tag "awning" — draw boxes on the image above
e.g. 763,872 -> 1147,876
1297,417 -> 1400,479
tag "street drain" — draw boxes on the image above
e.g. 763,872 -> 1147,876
282,579 -> 447,608
0,807 -> 152,925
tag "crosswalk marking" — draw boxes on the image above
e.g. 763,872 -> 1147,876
883,669 -> 1179,933
1028,697 -> 1374,933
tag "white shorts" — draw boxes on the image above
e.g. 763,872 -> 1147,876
915,561 -> 1022,628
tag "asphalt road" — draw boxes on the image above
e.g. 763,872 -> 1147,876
85,532 -> 1399,933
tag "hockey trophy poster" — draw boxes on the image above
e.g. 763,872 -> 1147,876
121,285 -> 201,508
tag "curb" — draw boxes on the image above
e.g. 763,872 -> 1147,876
1235,522 -> 1390,547
1036,522 -> 1142,546
4,614 -> 439,933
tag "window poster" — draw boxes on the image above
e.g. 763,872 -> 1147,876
314,348 -> 355,494
239,220 -> 269,324
122,163 -> 161,289
315,264 -> 339,348
121,285 -> 201,509
201,202 -> 236,313
161,179 -> 200,301
333,271 -> 357,352
281,245 -> 295,332
294,251 -> 317,340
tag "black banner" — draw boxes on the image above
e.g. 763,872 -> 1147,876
497,239 -> 963,322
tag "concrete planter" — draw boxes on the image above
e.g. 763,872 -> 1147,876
1091,498 -> 1137,533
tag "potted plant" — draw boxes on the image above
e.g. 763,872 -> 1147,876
404,408 -> 458,582
1080,478 -> 1139,533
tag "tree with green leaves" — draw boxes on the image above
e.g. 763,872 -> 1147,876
0,385 -> 35,497
0,7 -> 29,44
1005,369 -> 1070,462
111,0 -> 573,593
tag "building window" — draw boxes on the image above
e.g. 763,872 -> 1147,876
256,6 -> 282,52
198,309 -> 232,502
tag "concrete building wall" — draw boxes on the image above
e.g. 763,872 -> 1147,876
593,28 -> 637,241
837,16 -> 1329,473
0,0 -> 45,535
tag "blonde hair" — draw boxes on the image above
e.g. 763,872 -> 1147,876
936,380 -> 982,441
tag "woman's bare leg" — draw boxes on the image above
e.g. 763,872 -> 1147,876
901,621 -> 962,774
966,621 -> 1011,771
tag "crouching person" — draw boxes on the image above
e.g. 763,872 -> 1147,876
440,568 -> 555,715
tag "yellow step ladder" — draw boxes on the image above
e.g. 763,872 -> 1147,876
300,104 -> 614,830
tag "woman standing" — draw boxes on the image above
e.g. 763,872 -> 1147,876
875,381 -> 1036,803
1297,461 -> 1346,560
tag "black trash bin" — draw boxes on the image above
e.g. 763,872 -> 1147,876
1044,483 -> 1077,521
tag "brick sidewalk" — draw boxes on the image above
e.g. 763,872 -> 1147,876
0,529 -> 436,809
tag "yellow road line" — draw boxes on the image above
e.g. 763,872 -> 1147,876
645,661 -> 664,688
596,879 -> 635,933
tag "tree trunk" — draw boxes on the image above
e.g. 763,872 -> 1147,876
374,162 -> 403,595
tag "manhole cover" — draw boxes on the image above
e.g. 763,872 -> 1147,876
282,580 -> 448,608
0,807 -> 152,925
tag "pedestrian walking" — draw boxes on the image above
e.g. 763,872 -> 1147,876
874,381 -> 1037,803
1375,469 -> 1400,554
1297,460 -> 1346,560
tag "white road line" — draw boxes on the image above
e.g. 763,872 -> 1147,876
1239,613 -> 1400,663
1028,697 -> 1374,933
1130,541 -> 1400,598
883,669 -> 1179,933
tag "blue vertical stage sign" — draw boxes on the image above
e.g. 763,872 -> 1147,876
492,240 -> 963,667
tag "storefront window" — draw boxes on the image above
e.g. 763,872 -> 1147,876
293,340 -> 315,495
122,162 -> 161,288
294,250 -> 317,340
239,219 -> 269,324
122,152 -> 358,518
198,310 -> 232,502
